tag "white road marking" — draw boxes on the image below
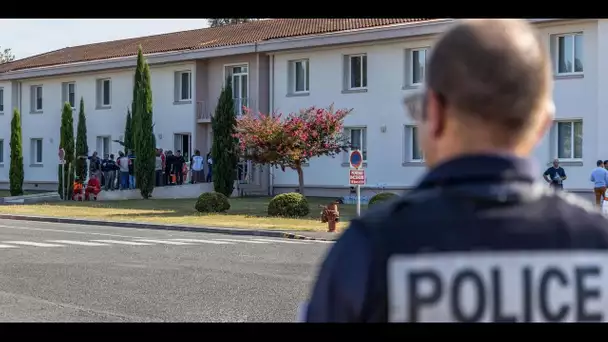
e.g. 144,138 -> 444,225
90,240 -> 153,246
4,241 -> 65,247
169,239 -> 235,245
0,244 -> 19,248
47,240 -> 109,246
134,239 -> 194,245
251,238 -> 309,244
313,240 -> 336,244
0,224 -> 148,239
214,238 -> 269,244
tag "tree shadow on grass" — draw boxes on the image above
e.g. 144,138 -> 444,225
33,196 -> 363,222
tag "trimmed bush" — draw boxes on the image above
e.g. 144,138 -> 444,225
267,192 -> 310,217
195,192 -> 231,213
369,192 -> 398,207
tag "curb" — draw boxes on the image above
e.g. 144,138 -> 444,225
0,214 -> 338,241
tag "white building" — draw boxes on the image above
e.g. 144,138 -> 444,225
0,19 -> 599,196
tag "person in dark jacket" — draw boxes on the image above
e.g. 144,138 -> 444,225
103,154 -> 118,191
164,151 -> 174,185
127,150 -> 136,189
305,19 -> 608,323
173,150 -> 186,185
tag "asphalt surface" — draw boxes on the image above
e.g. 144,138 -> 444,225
0,219 -> 333,322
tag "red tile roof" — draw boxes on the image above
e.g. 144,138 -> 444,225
0,18 -> 431,73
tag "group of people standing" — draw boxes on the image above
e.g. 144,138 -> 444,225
79,148 -> 213,195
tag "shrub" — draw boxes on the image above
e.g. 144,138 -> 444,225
267,192 -> 310,217
369,192 -> 398,207
195,192 -> 231,213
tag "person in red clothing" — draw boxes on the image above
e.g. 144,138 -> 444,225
85,174 -> 102,200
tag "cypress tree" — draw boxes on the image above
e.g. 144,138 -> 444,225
9,108 -> 24,196
211,78 -> 238,197
75,97 -> 88,181
133,60 -> 155,199
124,109 -> 133,153
58,102 -> 75,199
131,46 -> 145,154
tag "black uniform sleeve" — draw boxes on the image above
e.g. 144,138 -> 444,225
560,167 -> 567,178
306,222 -> 373,322
543,167 -> 550,176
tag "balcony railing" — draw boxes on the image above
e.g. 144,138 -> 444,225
234,97 -> 257,116
197,98 -> 257,122
196,101 -> 212,122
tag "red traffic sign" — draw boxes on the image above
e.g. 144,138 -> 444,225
349,150 -> 363,169
58,148 -> 65,162
349,169 -> 365,185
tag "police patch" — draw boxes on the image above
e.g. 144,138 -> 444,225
387,252 -> 608,322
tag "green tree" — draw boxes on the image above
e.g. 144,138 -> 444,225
9,108 -> 24,196
208,19 -> 258,28
130,46 -> 145,153
211,78 -> 239,197
123,109 -> 133,153
0,47 -> 15,64
58,102 -> 75,199
75,97 -> 88,181
133,56 -> 155,199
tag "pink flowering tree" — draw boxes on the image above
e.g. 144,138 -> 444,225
234,105 -> 352,195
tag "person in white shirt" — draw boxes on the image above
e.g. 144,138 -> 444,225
206,152 -> 213,183
190,150 -> 205,184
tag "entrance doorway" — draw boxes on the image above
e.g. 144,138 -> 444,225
174,133 -> 191,161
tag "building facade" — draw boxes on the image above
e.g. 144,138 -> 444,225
0,19 -> 600,196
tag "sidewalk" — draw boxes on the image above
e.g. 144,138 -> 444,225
0,214 -> 342,241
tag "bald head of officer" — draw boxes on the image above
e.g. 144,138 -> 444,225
405,19 -> 554,167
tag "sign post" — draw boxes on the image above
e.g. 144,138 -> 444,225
58,148 -> 66,201
349,150 -> 365,216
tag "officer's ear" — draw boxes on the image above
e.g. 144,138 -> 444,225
425,89 -> 447,139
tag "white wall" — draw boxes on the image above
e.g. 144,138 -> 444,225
535,20 -> 598,190
272,20 -> 602,191
0,81 -> 12,183
1,62 -> 195,184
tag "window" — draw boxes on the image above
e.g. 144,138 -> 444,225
291,59 -> 310,93
0,139 -> 3,164
31,138 -> 43,164
97,79 -> 111,108
346,127 -> 367,161
406,125 -> 424,162
176,71 -> 192,101
31,85 -> 43,112
555,33 -> 583,74
556,120 -> 583,160
347,54 -> 367,90
0,87 -> 4,113
96,136 -> 111,157
409,48 -> 428,85
228,65 -> 249,116
67,82 -> 75,108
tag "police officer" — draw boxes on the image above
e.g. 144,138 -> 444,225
305,19 -> 608,323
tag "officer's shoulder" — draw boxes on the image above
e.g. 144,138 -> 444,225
550,190 -> 608,233
353,193 -> 428,231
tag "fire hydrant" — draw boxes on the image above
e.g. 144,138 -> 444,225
320,201 -> 340,233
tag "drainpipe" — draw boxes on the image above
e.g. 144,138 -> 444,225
268,53 -> 275,196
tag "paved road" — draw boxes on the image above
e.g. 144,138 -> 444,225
0,219 -> 333,322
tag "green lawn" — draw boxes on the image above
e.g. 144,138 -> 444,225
0,196 -> 365,232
